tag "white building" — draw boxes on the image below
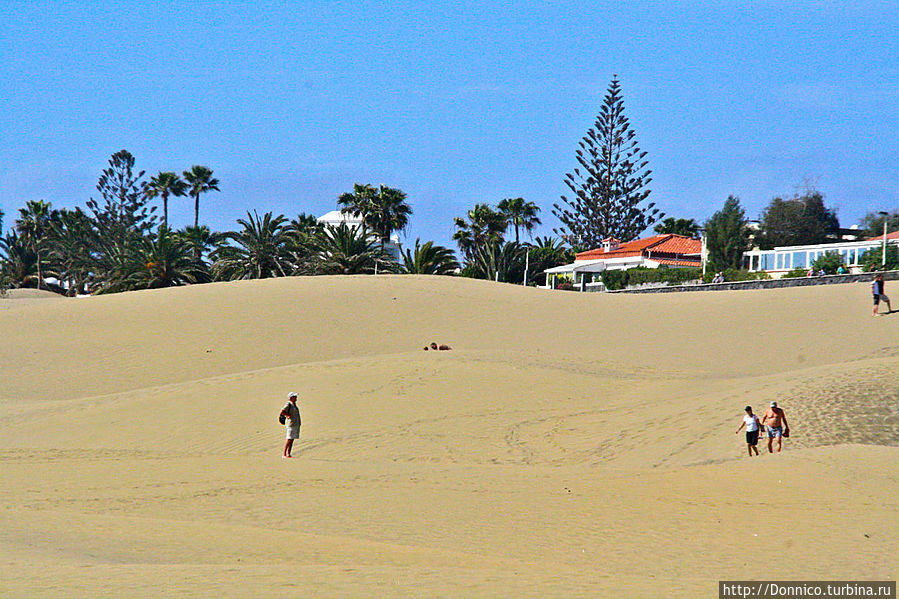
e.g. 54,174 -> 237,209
317,210 -> 402,260
543,234 -> 702,289
743,231 -> 899,276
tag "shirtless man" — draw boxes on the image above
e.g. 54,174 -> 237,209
761,401 -> 789,453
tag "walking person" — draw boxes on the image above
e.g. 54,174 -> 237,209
735,405 -> 761,457
761,401 -> 789,453
872,273 -> 892,316
280,392 -> 301,458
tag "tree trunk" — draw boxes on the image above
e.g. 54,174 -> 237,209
163,192 -> 169,231
194,193 -> 199,228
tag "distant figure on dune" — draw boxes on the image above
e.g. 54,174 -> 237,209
280,392 -> 301,458
761,401 -> 789,453
872,273 -> 891,316
735,405 -> 761,457
423,342 -> 452,351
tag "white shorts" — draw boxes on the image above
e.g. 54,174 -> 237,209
286,425 -> 300,440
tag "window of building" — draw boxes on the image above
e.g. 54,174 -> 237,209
792,252 -> 807,269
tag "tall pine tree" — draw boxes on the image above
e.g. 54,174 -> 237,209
553,77 -> 661,250
704,196 -> 750,271
86,150 -> 156,245
85,150 -> 157,291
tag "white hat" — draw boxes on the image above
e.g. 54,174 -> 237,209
770,401 -> 777,407
288,392 -> 298,399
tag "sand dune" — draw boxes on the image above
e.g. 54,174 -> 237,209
2,276 -> 897,597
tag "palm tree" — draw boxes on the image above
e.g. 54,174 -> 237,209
368,185 -> 412,251
287,212 -> 322,236
15,200 -> 53,289
0,230 -> 38,289
84,223 -> 139,294
176,225 -> 224,282
472,240 -> 527,282
337,183 -> 377,223
182,165 -> 220,228
212,211 -> 293,280
117,229 -> 201,291
654,217 -> 700,238
302,223 -> 392,275
526,236 -> 574,287
401,238 -> 459,275
284,213 -> 324,263
178,225 -> 224,259
497,197 -> 541,244
145,172 -> 188,231
45,208 -> 96,295
337,183 -> 412,251
453,203 -> 506,260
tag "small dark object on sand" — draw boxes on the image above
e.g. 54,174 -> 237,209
424,342 -> 452,351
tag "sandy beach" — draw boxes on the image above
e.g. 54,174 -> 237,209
2,276 -> 897,597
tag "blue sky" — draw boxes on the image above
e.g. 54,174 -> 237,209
2,1 -> 898,248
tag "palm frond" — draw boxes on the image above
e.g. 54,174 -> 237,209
401,238 -> 459,275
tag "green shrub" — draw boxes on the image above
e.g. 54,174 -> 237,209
627,266 -> 701,286
600,269 -> 629,290
781,266 -> 810,279
859,244 -> 899,271
458,263 -> 478,278
0,264 -> 10,297
598,266 -> 703,290
810,250 -> 844,274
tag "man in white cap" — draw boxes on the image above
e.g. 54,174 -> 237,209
280,392 -> 301,458
761,401 -> 789,453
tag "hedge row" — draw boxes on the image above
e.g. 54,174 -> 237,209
601,267 -> 703,290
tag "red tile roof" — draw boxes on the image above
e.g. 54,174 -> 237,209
867,231 -> 899,241
651,236 -> 702,255
576,235 -> 665,260
575,234 -> 701,261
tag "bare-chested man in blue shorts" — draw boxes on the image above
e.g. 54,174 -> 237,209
761,401 -> 789,453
